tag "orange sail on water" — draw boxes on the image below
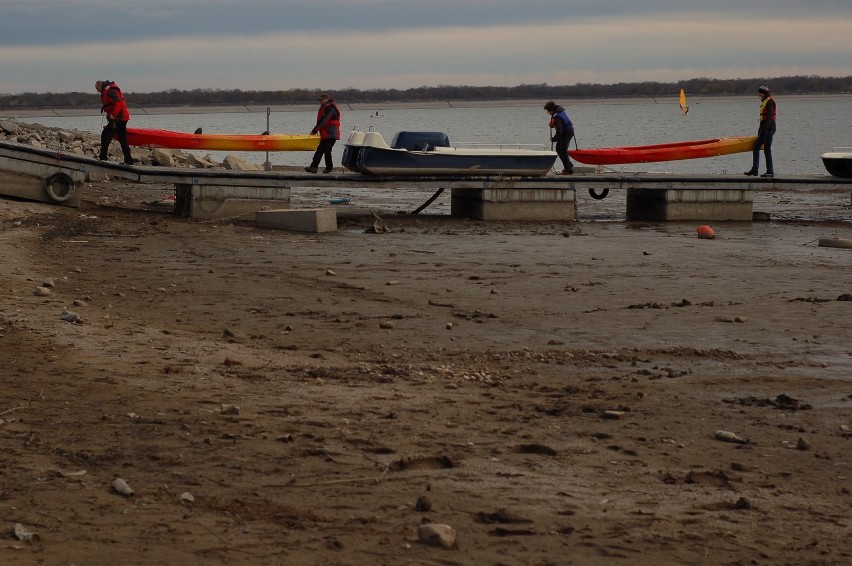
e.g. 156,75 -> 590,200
679,88 -> 689,115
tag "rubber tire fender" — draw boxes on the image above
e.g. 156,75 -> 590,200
45,172 -> 76,203
589,187 -> 610,200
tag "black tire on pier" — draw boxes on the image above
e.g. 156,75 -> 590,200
45,172 -> 76,203
588,187 -> 609,200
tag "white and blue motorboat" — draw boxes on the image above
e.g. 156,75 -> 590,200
342,130 -> 557,177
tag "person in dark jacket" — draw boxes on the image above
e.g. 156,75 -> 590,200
544,100 -> 574,175
96,80 -> 134,165
744,84 -> 776,177
305,93 -> 341,173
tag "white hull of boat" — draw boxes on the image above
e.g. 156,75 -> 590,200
820,151 -> 852,178
342,131 -> 557,177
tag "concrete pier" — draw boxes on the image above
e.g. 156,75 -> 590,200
174,183 -> 292,220
626,187 -> 753,221
451,186 -> 575,221
255,208 -> 338,233
2,141 -> 851,222
0,143 -> 86,207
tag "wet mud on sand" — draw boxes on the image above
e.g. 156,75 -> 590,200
1,179 -> 850,565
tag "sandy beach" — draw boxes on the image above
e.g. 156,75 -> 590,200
1,165 -> 851,565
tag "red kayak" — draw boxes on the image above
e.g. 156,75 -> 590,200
124,128 -> 320,152
571,136 -> 758,165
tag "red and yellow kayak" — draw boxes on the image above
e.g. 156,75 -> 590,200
124,128 -> 320,152
571,136 -> 758,165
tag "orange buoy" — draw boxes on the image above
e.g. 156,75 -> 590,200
697,225 -> 715,239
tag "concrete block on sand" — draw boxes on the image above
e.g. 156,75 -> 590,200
255,208 -> 337,233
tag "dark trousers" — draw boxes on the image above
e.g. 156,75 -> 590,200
555,129 -> 575,171
100,120 -> 133,163
310,138 -> 337,170
750,130 -> 774,173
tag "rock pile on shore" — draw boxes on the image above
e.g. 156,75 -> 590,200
0,119 -> 264,172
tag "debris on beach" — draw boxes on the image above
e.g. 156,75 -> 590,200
366,210 -> 388,233
714,430 -> 749,444
60,310 -> 81,323
33,286 -> 51,297
222,327 -> 247,343
12,523 -> 40,543
817,237 -> 852,249
112,477 -> 134,497
417,523 -> 457,549
724,394 -> 812,411
414,495 -> 432,512
220,403 -> 240,415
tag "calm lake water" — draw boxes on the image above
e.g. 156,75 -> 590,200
14,94 -> 852,175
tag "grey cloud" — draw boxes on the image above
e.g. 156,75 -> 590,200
5,0 -> 848,47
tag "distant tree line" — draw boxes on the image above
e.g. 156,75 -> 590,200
2,75 -> 850,111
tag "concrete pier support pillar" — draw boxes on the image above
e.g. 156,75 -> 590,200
175,183 -> 291,220
626,188 -> 753,221
451,186 -> 575,221
255,208 -> 337,232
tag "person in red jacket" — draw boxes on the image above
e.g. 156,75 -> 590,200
96,80 -> 134,165
305,93 -> 341,173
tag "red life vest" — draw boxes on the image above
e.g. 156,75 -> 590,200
759,96 -> 776,121
758,96 -> 776,133
100,82 -> 130,121
315,101 -> 341,140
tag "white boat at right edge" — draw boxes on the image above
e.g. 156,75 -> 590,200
820,148 -> 852,178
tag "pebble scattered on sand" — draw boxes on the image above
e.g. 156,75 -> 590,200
111,477 -> 134,497
417,523 -> 457,549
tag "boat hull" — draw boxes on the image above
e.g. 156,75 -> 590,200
344,131 -> 557,176
355,147 -> 557,176
820,152 -> 852,178
341,131 -> 366,172
124,128 -> 320,152
571,136 -> 758,165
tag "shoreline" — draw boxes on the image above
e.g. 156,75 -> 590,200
3,93 -> 851,120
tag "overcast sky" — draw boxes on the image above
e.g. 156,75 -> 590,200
2,0 -> 851,94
